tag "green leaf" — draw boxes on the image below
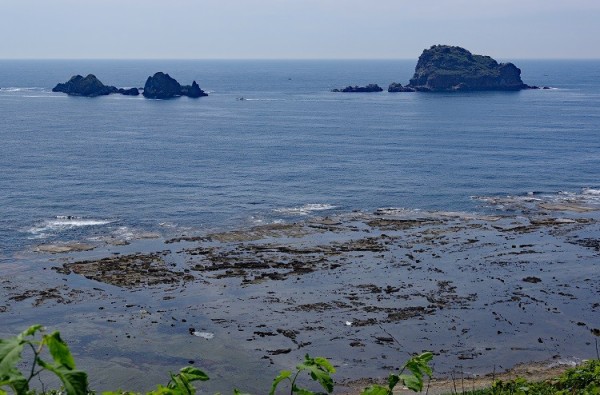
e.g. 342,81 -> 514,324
360,384 -> 390,395
400,373 -> 422,392
387,373 -> 400,390
44,331 -> 76,370
147,384 -> 180,395
20,325 -> 44,339
168,372 -> 193,394
307,368 -> 334,393
0,334 -> 28,394
233,390 -> 252,395
269,370 -> 292,395
313,357 -> 336,374
297,355 -> 335,393
0,337 -> 24,373
178,366 -> 209,382
36,357 -> 89,395
399,352 -> 433,392
292,388 -> 315,395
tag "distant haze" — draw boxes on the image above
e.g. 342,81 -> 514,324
2,0 -> 599,59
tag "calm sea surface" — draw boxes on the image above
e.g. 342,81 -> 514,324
1,60 -> 599,259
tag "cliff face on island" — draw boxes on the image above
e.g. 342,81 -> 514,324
142,72 -> 207,99
405,45 -> 531,92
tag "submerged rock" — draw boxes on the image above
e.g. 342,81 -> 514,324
332,84 -> 383,93
52,74 -> 118,97
143,72 -> 208,99
404,45 -> 534,92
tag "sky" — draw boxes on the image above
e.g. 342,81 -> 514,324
1,0 -> 599,59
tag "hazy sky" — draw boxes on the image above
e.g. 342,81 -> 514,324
1,0 -> 599,59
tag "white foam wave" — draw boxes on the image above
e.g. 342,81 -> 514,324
582,188 -> 600,196
243,98 -> 284,101
256,218 -> 285,225
474,188 -> 600,212
109,226 -> 160,241
28,216 -> 112,237
1,87 -> 45,92
374,207 -> 421,216
23,95 -> 66,98
274,203 -> 336,216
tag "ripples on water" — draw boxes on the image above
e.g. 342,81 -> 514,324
0,59 -> 599,256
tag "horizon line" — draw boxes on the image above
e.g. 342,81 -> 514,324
1,57 -> 599,61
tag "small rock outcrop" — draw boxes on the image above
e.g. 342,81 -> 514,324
52,74 -> 118,97
404,45 -> 533,92
118,87 -> 140,96
332,84 -> 383,93
53,75 -> 142,97
387,82 -> 415,93
180,81 -> 207,98
143,72 -> 207,99
142,72 -> 182,99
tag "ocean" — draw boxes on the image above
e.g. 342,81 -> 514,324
1,59 -> 599,258
0,60 -> 599,392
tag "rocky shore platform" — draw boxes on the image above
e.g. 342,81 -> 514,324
1,193 -> 599,393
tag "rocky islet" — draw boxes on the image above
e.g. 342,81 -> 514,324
334,44 -> 545,93
142,72 -> 207,99
52,72 -> 207,98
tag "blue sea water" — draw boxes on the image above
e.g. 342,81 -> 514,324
0,59 -> 599,259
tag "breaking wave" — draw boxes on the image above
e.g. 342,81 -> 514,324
273,203 -> 336,216
27,216 -> 113,239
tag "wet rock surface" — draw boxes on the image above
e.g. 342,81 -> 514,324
2,193 -> 600,393
53,252 -> 194,287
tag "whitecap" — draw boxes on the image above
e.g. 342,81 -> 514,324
274,203 -> 336,216
192,331 -> 214,340
1,87 -> 45,92
582,188 -> 600,196
243,98 -> 284,101
27,216 -> 112,237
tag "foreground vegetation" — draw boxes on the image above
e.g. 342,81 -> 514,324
0,325 -> 598,394
445,358 -> 599,394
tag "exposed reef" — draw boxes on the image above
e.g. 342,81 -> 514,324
143,72 -> 207,99
405,45 -> 534,92
332,84 -> 383,93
